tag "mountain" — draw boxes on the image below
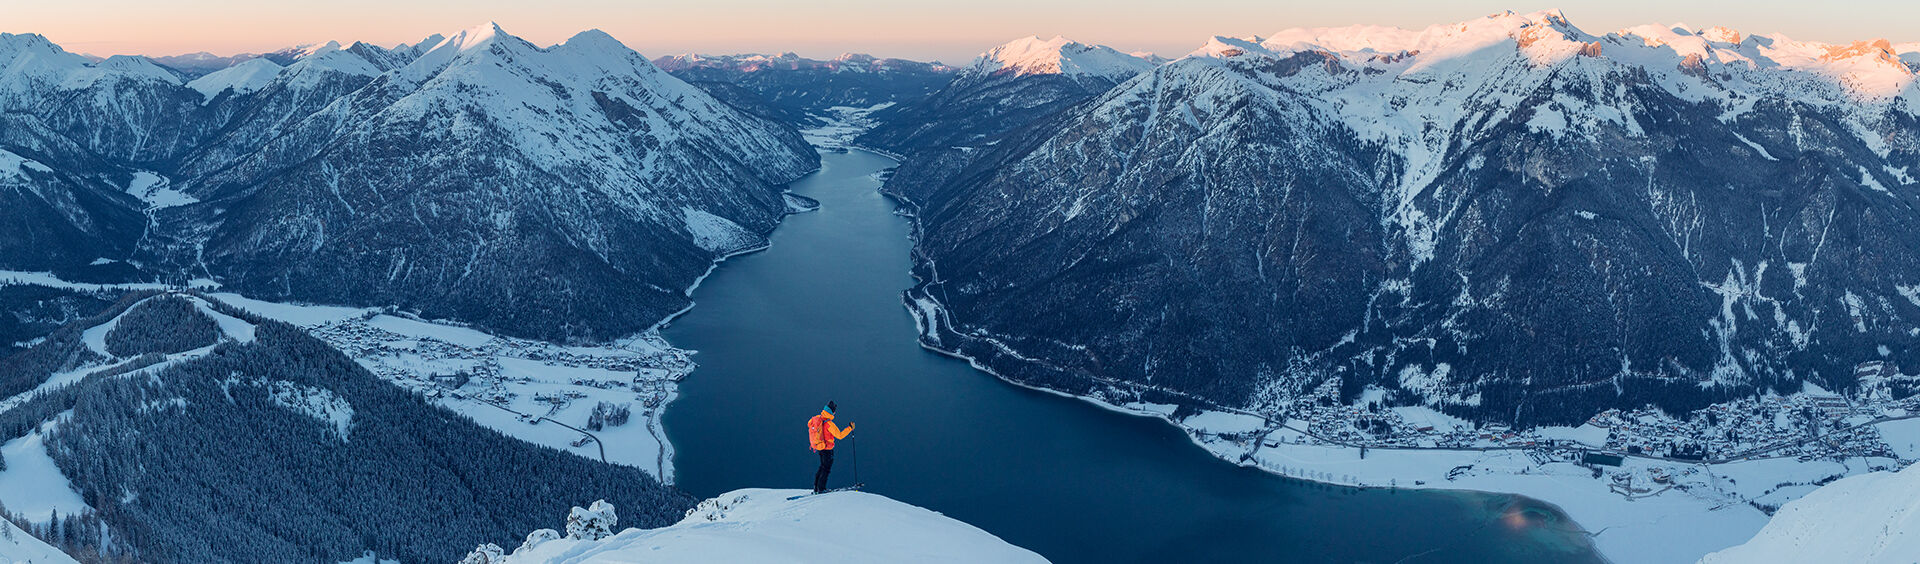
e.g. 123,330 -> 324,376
0,291 -> 694,562
1700,463 -> 1920,563
883,11 -> 1920,426
0,34 -> 182,271
465,489 -> 1045,563
655,52 -> 954,127
148,52 -> 264,78
148,35 -> 446,79
0,25 -> 819,342
857,36 -> 1159,156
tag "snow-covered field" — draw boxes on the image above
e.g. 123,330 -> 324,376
474,489 -> 1046,563
0,424 -> 92,523
0,518 -> 77,564
1232,433 -> 1771,563
801,103 -> 892,149
0,270 -> 216,293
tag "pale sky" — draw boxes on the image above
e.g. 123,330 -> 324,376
9,0 -> 1917,63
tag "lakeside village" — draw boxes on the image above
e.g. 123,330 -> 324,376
303,308 -> 689,439
1166,361 -> 1920,508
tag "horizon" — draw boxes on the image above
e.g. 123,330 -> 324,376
9,1 -> 1920,64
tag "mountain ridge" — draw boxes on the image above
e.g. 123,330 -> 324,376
0,24 -> 819,343
879,9 -> 1920,426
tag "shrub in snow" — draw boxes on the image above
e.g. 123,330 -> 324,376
566,500 -> 617,540
685,493 -> 752,522
458,543 -> 504,564
518,528 -> 560,553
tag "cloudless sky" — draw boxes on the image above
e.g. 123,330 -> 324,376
9,0 -> 1918,63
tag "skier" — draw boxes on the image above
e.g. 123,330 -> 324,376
808,401 -> 855,494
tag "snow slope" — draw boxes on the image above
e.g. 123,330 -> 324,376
185,57 -> 283,101
1701,463 -> 1920,563
0,424 -> 92,523
479,489 -> 1045,563
0,518 -> 77,564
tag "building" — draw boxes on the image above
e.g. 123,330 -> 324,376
1583,452 -> 1624,467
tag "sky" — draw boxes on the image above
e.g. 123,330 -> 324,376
9,0 -> 1919,63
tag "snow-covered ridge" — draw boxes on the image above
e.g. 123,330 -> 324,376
0,33 -> 176,99
465,490 -> 1045,563
186,57 -> 283,100
652,51 -> 953,74
1186,9 -> 1917,105
1701,463 -> 1920,563
0,149 -> 54,180
1132,8 -> 1920,270
966,35 -> 1159,80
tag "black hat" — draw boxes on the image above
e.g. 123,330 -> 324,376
826,401 -> 837,414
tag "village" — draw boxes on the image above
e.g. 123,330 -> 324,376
308,311 -> 686,408
1249,361 -> 1920,468
1118,358 -> 1920,519
251,304 -> 695,478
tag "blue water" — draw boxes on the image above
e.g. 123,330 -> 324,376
662,149 -> 1603,563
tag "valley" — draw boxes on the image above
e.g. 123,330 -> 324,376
1,7 -> 1918,563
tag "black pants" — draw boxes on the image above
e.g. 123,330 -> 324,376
814,449 -> 834,492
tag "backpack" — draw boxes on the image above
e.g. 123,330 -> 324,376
808,414 -> 829,451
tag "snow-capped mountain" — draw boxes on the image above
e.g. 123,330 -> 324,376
885,10 -> 1920,426
0,35 -> 208,165
655,52 -> 953,127
0,24 -> 818,342
148,51 -> 264,78
653,51 -> 951,74
859,35 -> 1160,156
0,34 -> 178,270
465,490 -> 1045,564
184,58 -> 282,100
147,35 -> 448,78
963,35 -> 1158,81
1700,463 -> 1920,563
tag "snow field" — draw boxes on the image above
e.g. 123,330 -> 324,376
0,423 -> 91,524
485,489 -> 1046,563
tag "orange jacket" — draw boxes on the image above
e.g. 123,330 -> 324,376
808,410 -> 853,451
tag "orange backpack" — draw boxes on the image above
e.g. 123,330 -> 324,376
808,414 -> 832,451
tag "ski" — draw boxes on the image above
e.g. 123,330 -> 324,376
787,483 -> 864,500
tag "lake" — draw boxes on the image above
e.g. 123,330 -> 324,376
663,149 -> 1603,563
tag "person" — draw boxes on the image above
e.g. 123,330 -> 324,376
808,401 -> 855,493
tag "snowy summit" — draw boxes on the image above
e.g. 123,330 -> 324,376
186,57 -> 283,100
965,35 -> 1158,80
466,490 -> 1045,563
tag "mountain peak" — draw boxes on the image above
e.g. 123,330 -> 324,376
969,35 -> 1157,80
186,57 -> 284,100
0,32 -> 87,69
453,21 -> 509,51
1699,25 -> 1744,44
562,29 -> 626,52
